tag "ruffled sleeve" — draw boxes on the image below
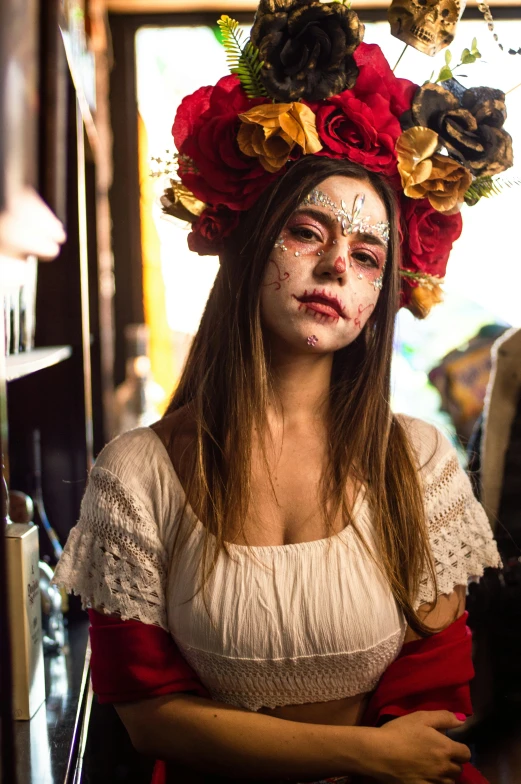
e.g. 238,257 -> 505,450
52,428 -> 178,631
398,415 -> 502,609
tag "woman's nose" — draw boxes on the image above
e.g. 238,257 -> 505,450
316,246 -> 349,281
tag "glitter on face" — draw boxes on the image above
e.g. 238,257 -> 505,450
301,189 -> 390,246
373,272 -> 384,290
274,192 -> 387,295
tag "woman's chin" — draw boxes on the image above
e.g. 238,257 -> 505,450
266,327 -> 353,356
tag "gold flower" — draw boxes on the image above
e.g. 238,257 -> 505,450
409,280 -> 444,319
237,102 -> 323,173
160,181 -> 206,223
396,127 -> 472,214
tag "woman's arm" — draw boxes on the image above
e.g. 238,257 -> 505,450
115,692 -> 469,782
404,585 -> 466,643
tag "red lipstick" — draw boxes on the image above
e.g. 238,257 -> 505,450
294,289 -> 347,319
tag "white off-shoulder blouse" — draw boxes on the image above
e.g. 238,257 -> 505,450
52,415 -> 500,712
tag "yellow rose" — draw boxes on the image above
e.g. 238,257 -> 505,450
238,102 -> 323,173
396,127 -> 472,214
409,280 -> 444,319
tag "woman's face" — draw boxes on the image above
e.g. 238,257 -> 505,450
260,175 -> 389,355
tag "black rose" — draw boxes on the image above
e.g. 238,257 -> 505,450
401,82 -> 513,178
251,0 -> 364,102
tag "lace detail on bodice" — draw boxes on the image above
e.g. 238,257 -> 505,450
51,422 -> 501,713
417,448 -> 501,607
52,465 -> 169,629
176,629 -> 404,711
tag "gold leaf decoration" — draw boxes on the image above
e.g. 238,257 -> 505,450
238,102 -> 322,173
160,181 -> 206,223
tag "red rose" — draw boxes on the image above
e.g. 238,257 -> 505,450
173,75 -> 277,212
187,205 -> 240,256
313,91 -> 400,175
401,197 -> 463,278
311,43 -> 417,176
353,43 -> 416,120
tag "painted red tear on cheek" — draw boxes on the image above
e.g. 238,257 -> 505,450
263,259 -> 290,291
354,303 -> 374,330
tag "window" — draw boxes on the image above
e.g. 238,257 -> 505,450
135,19 -> 521,437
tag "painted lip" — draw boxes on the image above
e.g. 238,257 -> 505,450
294,288 -> 347,319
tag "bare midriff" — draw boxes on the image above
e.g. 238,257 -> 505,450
171,696 -> 369,784
258,691 -> 369,727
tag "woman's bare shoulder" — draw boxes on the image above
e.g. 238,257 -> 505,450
394,413 -> 453,475
152,406 -> 196,439
151,406 -> 197,479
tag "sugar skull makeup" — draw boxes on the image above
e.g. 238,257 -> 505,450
260,175 -> 388,356
301,190 -> 390,247
283,189 -> 388,292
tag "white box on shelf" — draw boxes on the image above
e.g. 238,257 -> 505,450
5,523 -> 45,720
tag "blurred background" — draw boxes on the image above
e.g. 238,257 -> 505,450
135,14 -> 521,451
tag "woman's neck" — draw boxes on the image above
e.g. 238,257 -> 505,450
267,350 -> 333,430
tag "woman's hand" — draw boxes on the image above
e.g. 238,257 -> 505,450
363,711 -> 471,784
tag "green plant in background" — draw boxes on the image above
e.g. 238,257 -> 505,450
427,38 -> 482,84
464,173 -> 521,205
217,15 -> 268,99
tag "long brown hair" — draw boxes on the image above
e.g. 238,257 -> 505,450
163,156 -> 438,636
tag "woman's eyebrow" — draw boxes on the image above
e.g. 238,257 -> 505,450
352,232 -> 388,251
291,209 -> 388,250
291,206 -> 337,230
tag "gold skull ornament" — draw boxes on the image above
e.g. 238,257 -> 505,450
388,0 -> 463,57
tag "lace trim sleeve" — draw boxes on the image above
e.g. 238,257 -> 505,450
52,465 -> 169,630
416,447 -> 501,609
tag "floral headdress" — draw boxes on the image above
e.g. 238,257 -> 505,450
160,0 -> 514,318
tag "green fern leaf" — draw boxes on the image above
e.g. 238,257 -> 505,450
464,173 -> 521,204
217,15 -> 268,99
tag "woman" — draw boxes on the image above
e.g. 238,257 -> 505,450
53,3 -> 510,781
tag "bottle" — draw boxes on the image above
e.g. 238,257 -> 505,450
3,468 -> 45,718
3,471 -> 12,528
7,487 -> 64,652
113,323 -> 166,435
32,430 -> 63,564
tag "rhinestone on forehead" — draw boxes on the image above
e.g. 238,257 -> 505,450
301,189 -> 390,246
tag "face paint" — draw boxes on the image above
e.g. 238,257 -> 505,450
347,241 -> 387,290
260,175 -> 387,355
301,190 -> 390,247
275,220 -> 386,293
354,302 -> 375,330
263,259 -> 290,290
334,256 -> 347,274
293,287 -> 346,323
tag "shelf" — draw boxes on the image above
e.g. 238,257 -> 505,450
6,346 -> 72,382
14,619 -> 92,784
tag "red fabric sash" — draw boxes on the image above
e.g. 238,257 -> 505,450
362,612 -> 473,726
360,612 -> 487,783
87,609 -> 210,703
88,610 -> 487,784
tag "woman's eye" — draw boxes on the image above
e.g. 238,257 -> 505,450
290,227 -> 319,242
352,251 -> 378,268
